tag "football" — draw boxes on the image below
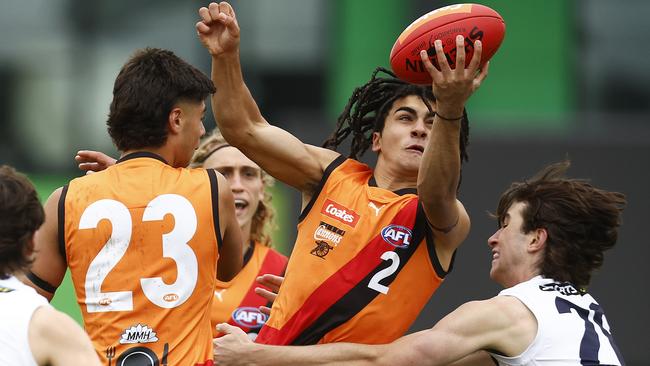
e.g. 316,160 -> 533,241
389,3 -> 506,84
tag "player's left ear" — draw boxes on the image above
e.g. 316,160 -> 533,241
528,228 -> 547,252
168,107 -> 183,134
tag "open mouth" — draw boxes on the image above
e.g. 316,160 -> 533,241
234,199 -> 249,212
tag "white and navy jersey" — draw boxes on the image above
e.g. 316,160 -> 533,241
0,276 -> 50,366
490,276 -> 624,366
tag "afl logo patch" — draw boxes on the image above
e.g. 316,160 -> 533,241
381,225 -> 412,248
232,307 -> 268,329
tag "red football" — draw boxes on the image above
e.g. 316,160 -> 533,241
389,3 -> 506,84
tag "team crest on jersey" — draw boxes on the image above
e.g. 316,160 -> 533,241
119,324 -> 159,344
321,199 -> 360,228
232,307 -> 268,329
381,225 -> 412,248
0,286 -> 14,293
313,222 -> 346,246
311,240 -> 334,259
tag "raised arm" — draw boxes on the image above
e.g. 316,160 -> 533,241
21,188 -> 67,301
416,36 -> 489,259
196,2 -> 338,196
213,296 -> 534,366
215,173 -> 243,281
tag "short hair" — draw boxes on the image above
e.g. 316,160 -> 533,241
0,166 -> 45,279
191,130 -> 277,247
495,161 -> 626,289
322,67 -> 469,165
107,48 -> 216,152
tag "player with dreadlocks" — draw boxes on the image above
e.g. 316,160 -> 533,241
322,67 -> 469,166
197,2 -> 488,346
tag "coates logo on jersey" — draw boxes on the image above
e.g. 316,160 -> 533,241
232,307 -> 268,329
381,225 -> 413,248
321,199 -> 360,228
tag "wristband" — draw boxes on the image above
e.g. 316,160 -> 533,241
435,112 -> 463,121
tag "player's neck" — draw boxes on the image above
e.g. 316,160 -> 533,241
373,159 -> 417,192
121,146 -> 177,167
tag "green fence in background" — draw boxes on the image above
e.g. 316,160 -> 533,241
328,0 -> 573,132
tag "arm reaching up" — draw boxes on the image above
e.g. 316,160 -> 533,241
195,2 -> 338,199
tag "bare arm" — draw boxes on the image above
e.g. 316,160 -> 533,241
213,297 -> 535,366
416,36 -> 489,261
29,306 -> 101,366
216,173 -> 243,281
196,2 -> 339,196
21,188 -> 67,300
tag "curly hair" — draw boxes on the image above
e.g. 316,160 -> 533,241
191,130 -> 277,247
495,161 -> 627,289
0,165 -> 45,279
322,67 -> 469,165
107,48 -> 215,152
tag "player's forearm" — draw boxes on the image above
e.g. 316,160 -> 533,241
417,113 -> 461,205
210,52 -> 265,146
250,343 -> 385,366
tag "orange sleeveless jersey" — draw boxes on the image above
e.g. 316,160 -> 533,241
210,242 -> 287,339
61,153 -> 221,365
256,157 -> 453,345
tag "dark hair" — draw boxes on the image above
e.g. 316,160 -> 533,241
495,161 -> 626,289
0,166 -> 45,279
322,67 -> 469,164
107,48 -> 216,151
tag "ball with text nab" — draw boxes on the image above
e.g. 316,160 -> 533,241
389,3 -> 505,84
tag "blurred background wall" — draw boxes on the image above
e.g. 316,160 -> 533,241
1,0 -> 647,362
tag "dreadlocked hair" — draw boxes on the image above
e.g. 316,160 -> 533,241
322,67 -> 470,165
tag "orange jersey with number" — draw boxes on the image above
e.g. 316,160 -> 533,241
61,152 -> 220,366
210,242 -> 287,339
256,157 -> 453,345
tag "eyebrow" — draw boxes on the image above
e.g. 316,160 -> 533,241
394,106 -> 436,119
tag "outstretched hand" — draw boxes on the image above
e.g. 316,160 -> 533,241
419,35 -> 489,116
213,323 -> 253,366
255,274 -> 284,316
196,2 -> 240,57
75,150 -> 116,175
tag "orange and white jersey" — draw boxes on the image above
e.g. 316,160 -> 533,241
210,241 -> 287,339
61,152 -> 221,366
256,157 -> 453,345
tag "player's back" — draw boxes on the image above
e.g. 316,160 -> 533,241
493,276 -> 624,366
62,152 -> 220,365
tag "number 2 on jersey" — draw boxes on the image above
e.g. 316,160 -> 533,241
367,251 -> 400,294
80,195 -> 199,313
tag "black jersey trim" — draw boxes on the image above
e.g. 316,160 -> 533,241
420,204 -> 455,279
297,155 -> 346,223
116,151 -> 167,164
291,200 -> 427,345
207,169 -> 223,250
57,184 -> 69,263
243,241 -> 255,267
27,271 -> 57,294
